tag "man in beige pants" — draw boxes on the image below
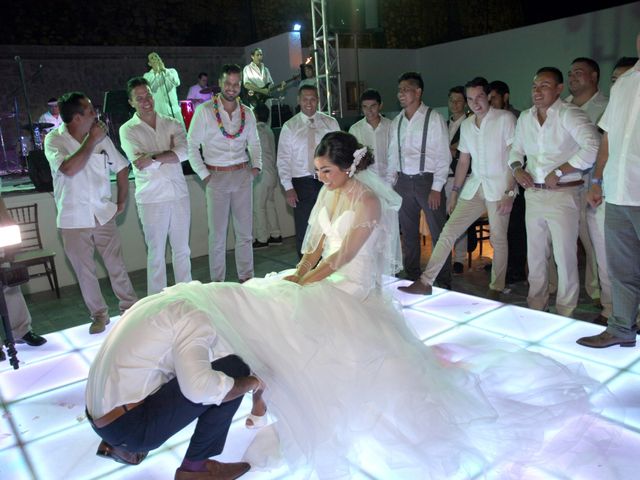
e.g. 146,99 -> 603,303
399,77 -> 516,297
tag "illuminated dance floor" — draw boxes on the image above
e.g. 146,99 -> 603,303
2,279 -> 639,479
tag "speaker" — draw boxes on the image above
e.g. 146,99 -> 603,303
327,0 -> 380,33
27,150 -> 53,192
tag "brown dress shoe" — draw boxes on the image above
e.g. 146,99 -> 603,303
175,460 -> 251,480
576,330 -> 636,349
96,440 -> 148,465
397,279 -> 432,295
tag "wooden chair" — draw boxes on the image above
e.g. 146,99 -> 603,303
467,216 -> 491,268
6,203 -> 60,298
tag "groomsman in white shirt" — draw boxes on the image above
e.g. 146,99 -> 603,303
388,72 -> 452,287
348,89 -> 393,184
400,77 -> 516,297
509,67 -> 599,317
578,35 -> 640,349
188,64 -> 261,283
44,92 -> 138,334
277,85 -> 340,257
120,77 -> 192,295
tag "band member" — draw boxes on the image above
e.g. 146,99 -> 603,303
120,77 -> 192,295
143,52 -> 183,126
38,97 -> 63,134
188,64 -> 261,283
242,48 -> 283,108
187,72 -> 213,106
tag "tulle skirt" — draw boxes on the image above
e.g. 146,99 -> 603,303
171,277 -> 615,479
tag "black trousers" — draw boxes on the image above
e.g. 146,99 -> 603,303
89,354 -> 250,461
507,185 -> 527,279
292,176 -> 323,258
395,172 -> 451,285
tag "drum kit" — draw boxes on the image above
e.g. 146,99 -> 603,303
0,111 -> 53,175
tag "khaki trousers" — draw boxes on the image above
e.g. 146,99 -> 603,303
420,185 -> 510,291
525,187 -> 580,317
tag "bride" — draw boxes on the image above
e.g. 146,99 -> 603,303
170,132 -> 612,478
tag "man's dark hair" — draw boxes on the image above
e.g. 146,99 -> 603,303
58,91 -> 88,124
254,103 -> 270,123
613,56 -> 638,70
571,57 -> 601,81
488,80 -> 510,96
251,48 -> 262,56
219,64 -> 242,79
448,85 -> 466,100
397,71 -> 424,92
298,84 -> 318,96
198,72 -> 208,79
47,97 -> 57,103
360,89 -> 381,104
126,76 -> 150,99
536,67 -> 564,84
464,77 -> 490,95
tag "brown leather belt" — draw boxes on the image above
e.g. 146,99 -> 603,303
531,180 -> 584,189
206,161 -> 249,172
92,400 -> 144,428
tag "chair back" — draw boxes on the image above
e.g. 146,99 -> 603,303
6,203 -> 43,253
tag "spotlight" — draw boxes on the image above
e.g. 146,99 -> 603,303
293,23 -> 301,32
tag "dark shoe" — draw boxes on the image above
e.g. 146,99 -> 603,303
252,240 -> 269,249
268,236 -> 283,245
16,331 -> 47,347
433,280 -> 452,290
175,460 -> 251,480
592,315 -> 609,327
96,440 -> 148,465
453,262 -> 464,274
238,277 -> 252,284
486,289 -> 502,301
505,272 -> 527,284
398,280 -> 433,295
89,312 -> 111,335
0,349 -> 5,362
576,330 -> 636,349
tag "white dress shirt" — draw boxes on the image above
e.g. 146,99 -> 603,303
388,103 -> 451,191
599,61 -> 640,206
509,98 -> 599,183
448,114 -> 465,142
187,84 -> 213,103
119,113 -> 189,205
242,62 -> 274,89
143,68 -> 182,121
257,122 -> 276,178
349,116 -> 394,184
458,108 -> 516,201
44,124 -> 129,229
85,293 -> 235,418
277,111 -> 341,191
38,111 -> 63,133
187,98 -> 261,180
565,90 -> 609,124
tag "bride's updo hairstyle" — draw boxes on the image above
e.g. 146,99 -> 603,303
315,131 -> 375,173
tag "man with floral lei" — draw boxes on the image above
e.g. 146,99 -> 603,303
188,64 -> 261,283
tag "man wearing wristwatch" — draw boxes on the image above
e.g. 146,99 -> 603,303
120,77 -> 192,295
399,77 -> 516,297
508,67 -> 599,317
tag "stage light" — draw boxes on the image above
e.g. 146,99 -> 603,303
293,23 -> 301,32
0,225 -> 21,248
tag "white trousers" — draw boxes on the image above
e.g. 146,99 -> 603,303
525,187 -> 580,317
3,285 -> 31,338
138,197 -> 192,295
253,169 -> 282,242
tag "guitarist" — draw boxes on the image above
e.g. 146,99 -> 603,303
242,48 -> 283,108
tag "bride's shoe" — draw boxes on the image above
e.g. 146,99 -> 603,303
245,411 -> 268,429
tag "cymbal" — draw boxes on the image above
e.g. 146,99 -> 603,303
22,122 -> 54,130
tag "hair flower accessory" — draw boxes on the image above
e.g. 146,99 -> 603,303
348,147 -> 367,177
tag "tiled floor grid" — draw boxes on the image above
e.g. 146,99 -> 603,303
2,279 -> 639,479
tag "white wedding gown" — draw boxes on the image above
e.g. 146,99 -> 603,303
168,179 -> 615,479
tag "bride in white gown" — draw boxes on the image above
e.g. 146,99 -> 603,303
168,132 -> 615,478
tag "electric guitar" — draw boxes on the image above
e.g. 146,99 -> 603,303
242,74 -> 301,108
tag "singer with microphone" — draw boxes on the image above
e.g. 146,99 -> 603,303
44,92 -> 138,335
143,52 -> 183,126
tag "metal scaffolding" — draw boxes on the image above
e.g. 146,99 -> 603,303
310,0 -> 342,117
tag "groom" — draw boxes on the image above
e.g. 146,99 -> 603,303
85,289 -> 260,480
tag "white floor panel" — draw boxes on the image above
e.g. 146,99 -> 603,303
2,287 -> 639,479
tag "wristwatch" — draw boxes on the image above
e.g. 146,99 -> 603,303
505,189 -> 517,198
590,178 -> 603,186
554,168 -> 563,178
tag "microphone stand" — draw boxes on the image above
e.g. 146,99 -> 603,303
160,70 -> 176,120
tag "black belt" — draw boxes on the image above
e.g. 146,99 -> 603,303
398,171 -> 433,179
531,180 -> 584,189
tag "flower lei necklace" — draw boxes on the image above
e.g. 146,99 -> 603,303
212,94 -> 246,139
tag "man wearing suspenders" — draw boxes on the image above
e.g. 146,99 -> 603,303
389,72 -> 452,287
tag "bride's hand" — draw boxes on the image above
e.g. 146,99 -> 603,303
283,274 -> 301,283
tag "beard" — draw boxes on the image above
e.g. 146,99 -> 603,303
221,91 -> 239,103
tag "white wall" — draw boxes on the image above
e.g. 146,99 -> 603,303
338,3 -> 640,113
